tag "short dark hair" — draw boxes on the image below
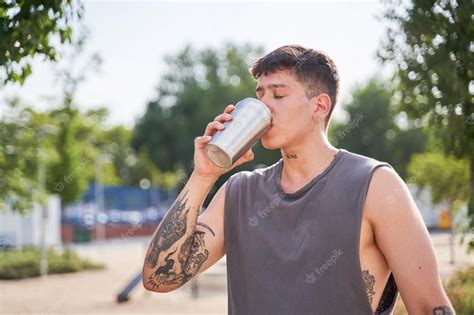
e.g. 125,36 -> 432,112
250,45 -> 340,125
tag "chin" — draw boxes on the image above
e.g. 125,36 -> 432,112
261,136 -> 281,150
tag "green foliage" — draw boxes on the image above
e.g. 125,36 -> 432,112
0,0 -> 84,85
132,43 -> 282,199
407,152 -> 469,204
43,36 -> 99,205
379,0 -> 474,229
0,99 -> 56,213
48,102 -> 88,205
329,79 -> 427,178
86,124 -> 164,187
408,151 -> 472,251
0,247 -> 104,279
379,0 -> 473,159
1,96 -> 162,213
1,17 -> 161,213
445,265 -> 474,314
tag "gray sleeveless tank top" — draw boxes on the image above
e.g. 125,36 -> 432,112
224,149 -> 399,315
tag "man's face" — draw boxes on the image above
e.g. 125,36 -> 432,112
255,70 -> 318,150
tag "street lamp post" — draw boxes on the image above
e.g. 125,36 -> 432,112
38,125 -> 55,277
95,154 -> 107,242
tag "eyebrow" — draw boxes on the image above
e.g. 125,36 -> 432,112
255,83 -> 289,93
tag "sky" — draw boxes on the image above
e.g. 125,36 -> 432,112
0,0 -> 392,127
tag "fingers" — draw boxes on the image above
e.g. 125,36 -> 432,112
204,121 -> 226,136
214,112 -> 233,123
197,104 -> 235,149
194,135 -> 212,149
224,104 -> 235,114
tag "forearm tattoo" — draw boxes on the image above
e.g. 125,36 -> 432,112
145,191 -> 190,268
362,269 -> 376,304
432,306 -> 454,315
145,189 -> 216,290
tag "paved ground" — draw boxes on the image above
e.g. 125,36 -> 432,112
0,231 -> 472,314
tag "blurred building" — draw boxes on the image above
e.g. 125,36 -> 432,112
0,196 -> 62,249
408,184 -> 467,230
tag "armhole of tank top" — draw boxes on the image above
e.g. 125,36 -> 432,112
375,272 -> 399,314
367,162 -> 399,314
223,173 -> 241,249
355,161 -> 394,314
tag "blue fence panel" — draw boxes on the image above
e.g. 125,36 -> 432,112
63,184 -> 176,226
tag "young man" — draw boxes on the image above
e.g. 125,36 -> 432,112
142,45 -> 455,315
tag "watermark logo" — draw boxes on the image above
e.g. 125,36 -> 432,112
305,248 -> 344,284
54,156 -> 93,192
332,112 -> 365,146
248,216 -> 259,227
248,192 -> 283,227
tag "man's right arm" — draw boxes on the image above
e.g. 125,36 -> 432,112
142,103 -> 254,293
142,172 -> 227,292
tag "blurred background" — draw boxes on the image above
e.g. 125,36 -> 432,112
0,0 -> 473,314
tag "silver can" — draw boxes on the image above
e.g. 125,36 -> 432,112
205,98 -> 272,168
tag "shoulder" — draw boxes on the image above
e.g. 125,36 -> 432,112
364,164 -> 415,226
367,166 -> 407,206
226,160 -> 281,190
336,150 -> 405,219
342,149 -> 385,169
337,150 -> 392,183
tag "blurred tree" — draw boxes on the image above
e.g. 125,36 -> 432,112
0,99 -> 166,213
46,29 -> 101,209
96,125 -> 133,185
0,99 -> 55,213
0,0 -> 84,85
407,153 -> 471,253
378,0 -> 474,218
48,100 -> 87,206
1,27 -> 162,213
408,153 -> 469,206
95,125 -> 164,187
329,80 -> 427,178
132,43 -> 281,203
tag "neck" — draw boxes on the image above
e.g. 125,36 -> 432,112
279,133 -> 339,193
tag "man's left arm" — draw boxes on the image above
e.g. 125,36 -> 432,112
365,166 -> 455,315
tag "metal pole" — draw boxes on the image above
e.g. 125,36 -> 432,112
95,154 -> 105,241
39,149 -> 48,276
449,202 -> 455,264
38,125 -> 55,276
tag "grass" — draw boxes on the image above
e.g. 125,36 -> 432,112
0,247 -> 104,279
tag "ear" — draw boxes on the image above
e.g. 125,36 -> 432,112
311,93 -> 332,123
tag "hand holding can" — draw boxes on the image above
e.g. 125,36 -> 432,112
205,98 -> 272,168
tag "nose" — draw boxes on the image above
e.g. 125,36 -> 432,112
258,95 -> 274,114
